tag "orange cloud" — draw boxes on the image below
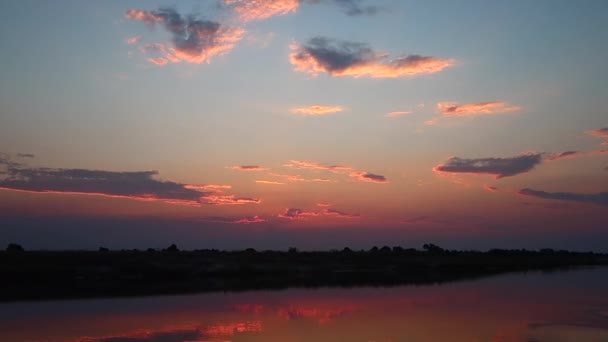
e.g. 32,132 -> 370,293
349,171 -> 388,183
290,37 -> 454,78
290,105 -> 345,115
437,101 -> 521,116
283,160 -> 352,172
184,184 -> 232,190
255,180 -> 285,185
228,165 -> 269,171
224,0 -> 300,21
126,8 -> 245,65
278,208 -> 319,220
385,111 -> 412,118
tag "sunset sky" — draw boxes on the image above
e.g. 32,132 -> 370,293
1,0 -> 607,250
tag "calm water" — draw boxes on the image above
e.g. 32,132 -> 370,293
1,267 -> 608,342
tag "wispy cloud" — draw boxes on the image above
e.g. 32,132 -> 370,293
349,171 -> 387,183
233,215 -> 266,224
519,188 -> 608,206
290,105 -> 345,115
224,0 -> 300,21
126,8 -> 245,65
437,101 -> 521,117
125,36 -> 141,45
270,173 -> 333,182
16,153 -> 35,158
283,160 -> 352,172
483,184 -> 499,192
255,180 -> 285,185
223,0 -> 381,22
385,111 -> 412,118
201,194 -> 261,205
323,208 -> 360,218
434,153 -> 543,179
278,208 -> 319,219
546,151 -> 581,161
228,165 -> 269,171
586,127 -> 608,145
290,37 -> 454,78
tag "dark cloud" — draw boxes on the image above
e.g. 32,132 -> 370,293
434,153 -> 543,179
0,157 -> 259,206
126,8 -> 244,65
519,188 -> 608,206
16,153 -> 35,158
290,36 -> 453,78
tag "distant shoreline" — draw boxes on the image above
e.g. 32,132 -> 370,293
2,247 -> 607,302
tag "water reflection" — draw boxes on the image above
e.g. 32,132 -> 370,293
1,267 -> 607,342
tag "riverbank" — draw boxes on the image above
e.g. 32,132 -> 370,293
2,248 -> 607,301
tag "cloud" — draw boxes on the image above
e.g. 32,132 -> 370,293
278,208 -> 319,219
385,111 -> 412,118
0,157 -> 258,206
323,208 -> 360,218
349,171 -> 387,183
148,57 -> 169,65
224,0 -> 300,21
200,194 -> 261,205
228,165 -> 269,171
283,160 -> 352,172
317,202 -> 332,207
223,0 -> 380,21
16,153 -> 35,158
437,101 -> 521,117
125,8 -> 245,65
270,173 -> 333,182
255,180 -> 285,185
290,105 -> 344,115
586,127 -> 608,145
290,37 -> 454,78
519,188 -> 608,206
233,215 -> 266,224
484,184 -> 499,192
546,151 -> 581,161
126,36 -> 141,45
328,0 -> 381,16
433,153 -> 543,179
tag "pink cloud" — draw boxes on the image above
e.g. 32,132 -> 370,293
546,151 -> 581,161
270,173 -> 333,182
201,194 -> 261,205
290,105 -> 344,115
278,208 -> 319,220
483,184 -> 499,192
148,57 -> 169,66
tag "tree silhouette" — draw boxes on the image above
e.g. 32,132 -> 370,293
6,243 -> 24,252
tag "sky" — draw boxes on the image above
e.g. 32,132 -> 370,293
0,0 -> 607,251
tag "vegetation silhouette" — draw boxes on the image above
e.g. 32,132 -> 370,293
1,243 -> 607,301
